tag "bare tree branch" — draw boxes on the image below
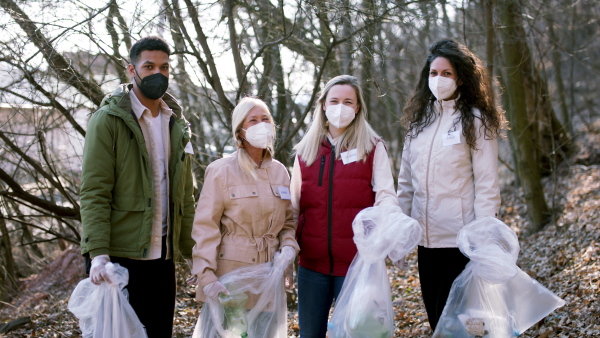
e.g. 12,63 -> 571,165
0,0 -> 106,106
0,167 -> 79,219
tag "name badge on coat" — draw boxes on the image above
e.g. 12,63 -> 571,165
184,142 -> 194,154
277,186 -> 291,200
341,149 -> 358,164
442,131 -> 461,146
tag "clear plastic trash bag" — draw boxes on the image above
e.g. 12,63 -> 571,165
433,217 -> 566,338
68,262 -> 147,338
328,205 -> 422,338
193,251 -> 289,338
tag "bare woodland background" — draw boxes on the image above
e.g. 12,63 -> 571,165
0,0 -> 598,336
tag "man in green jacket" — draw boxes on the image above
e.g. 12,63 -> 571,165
80,36 -> 196,338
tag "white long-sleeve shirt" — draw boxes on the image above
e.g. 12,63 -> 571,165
130,90 -> 172,259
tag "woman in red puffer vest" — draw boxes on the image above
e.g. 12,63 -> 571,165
290,75 -> 398,338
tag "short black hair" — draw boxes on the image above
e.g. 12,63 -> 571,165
129,36 -> 171,65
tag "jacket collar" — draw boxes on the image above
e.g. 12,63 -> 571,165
234,149 -> 274,169
255,149 -> 274,169
129,89 -> 175,120
434,98 -> 458,116
100,83 -> 183,118
321,136 -> 333,150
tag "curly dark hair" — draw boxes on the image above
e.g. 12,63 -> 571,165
402,39 -> 507,149
129,36 -> 171,66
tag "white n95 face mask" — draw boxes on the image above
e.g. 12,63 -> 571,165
325,104 -> 356,129
429,76 -> 458,100
242,122 -> 274,149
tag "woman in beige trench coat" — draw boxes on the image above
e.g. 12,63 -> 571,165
190,97 -> 299,306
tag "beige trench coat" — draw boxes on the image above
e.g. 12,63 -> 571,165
191,151 -> 299,302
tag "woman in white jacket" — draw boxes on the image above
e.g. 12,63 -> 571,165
397,39 -> 508,332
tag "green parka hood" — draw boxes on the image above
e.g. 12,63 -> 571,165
99,83 -> 184,119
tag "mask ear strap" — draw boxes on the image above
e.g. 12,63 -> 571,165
132,66 -> 143,86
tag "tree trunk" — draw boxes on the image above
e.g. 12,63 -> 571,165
316,0 -> 341,77
225,0 -> 248,95
498,0 -> 550,233
339,0 -> 353,74
546,15 -> 573,136
0,208 -> 18,300
359,0 -> 376,111
483,0 -> 496,94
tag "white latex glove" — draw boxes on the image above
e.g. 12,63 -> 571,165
185,258 -> 198,285
203,281 -> 229,300
278,246 -> 296,267
393,257 -> 410,271
90,254 -> 112,285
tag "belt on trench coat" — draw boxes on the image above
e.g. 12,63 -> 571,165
253,233 -> 279,263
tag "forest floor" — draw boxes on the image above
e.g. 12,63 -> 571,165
0,121 -> 598,337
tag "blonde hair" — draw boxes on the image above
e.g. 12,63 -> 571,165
293,75 -> 380,165
231,97 -> 277,180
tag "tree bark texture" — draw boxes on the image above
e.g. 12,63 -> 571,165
498,0 -> 550,233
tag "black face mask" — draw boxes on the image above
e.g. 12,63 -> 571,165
134,69 -> 169,100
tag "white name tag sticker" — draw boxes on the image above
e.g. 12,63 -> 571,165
184,142 -> 194,154
341,149 -> 358,164
277,186 -> 291,200
442,131 -> 461,146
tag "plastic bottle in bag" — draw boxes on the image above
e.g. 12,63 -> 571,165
218,291 -> 249,338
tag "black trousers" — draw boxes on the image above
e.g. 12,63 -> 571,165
110,255 -> 176,338
417,245 -> 469,332
85,235 -> 176,337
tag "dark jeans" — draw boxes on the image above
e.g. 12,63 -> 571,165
417,245 -> 470,332
110,256 -> 176,338
297,266 -> 346,338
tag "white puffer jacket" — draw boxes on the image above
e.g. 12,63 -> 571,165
397,99 -> 500,248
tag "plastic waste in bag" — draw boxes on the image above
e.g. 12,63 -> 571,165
193,251 -> 289,338
328,205 -> 422,338
219,290 -> 249,337
328,259 -> 394,338
433,217 -> 566,338
68,262 -> 147,338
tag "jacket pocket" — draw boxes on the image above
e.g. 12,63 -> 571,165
227,185 -> 259,199
110,195 -> 145,211
318,155 -> 326,186
269,184 -> 288,223
109,195 -> 146,251
217,243 -> 259,264
296,214 -> 306,246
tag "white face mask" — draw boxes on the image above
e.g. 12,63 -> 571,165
429,76 -> 458,100
325,104 -> 356,129
242,122 -> 273,149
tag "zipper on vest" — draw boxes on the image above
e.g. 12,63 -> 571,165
318,155 -> 326,186
327,145 -> 335,275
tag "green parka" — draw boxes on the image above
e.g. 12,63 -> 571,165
80,84 -> 196,260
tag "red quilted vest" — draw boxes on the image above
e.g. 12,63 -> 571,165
297,138 -> 376,276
